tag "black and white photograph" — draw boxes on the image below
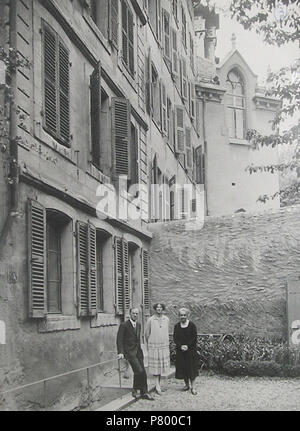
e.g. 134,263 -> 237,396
0,0 -> 299,415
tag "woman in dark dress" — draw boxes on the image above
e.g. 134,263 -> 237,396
173,308 -> 198,395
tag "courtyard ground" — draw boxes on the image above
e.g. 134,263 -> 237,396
122,372 -> 300,411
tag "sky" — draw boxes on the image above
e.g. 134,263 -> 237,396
211,1 -> 299,84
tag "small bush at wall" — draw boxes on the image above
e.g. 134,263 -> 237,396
169,334 -> 300,377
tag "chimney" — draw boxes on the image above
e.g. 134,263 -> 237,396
204,26 -> 216,62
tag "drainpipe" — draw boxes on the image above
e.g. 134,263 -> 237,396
202,92 -> 208,216
8,0 -> 18,215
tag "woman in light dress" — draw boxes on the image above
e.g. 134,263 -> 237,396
145,303 -> 170,395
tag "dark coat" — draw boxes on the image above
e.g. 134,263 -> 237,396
173,321 -> 199,380
117,320 -> 143,359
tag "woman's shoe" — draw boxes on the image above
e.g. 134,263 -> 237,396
182,385 -> 190,391
155,388 -> 162,395
191,388 -> 197,395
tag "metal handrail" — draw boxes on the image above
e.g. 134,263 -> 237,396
0,351 -> 125,410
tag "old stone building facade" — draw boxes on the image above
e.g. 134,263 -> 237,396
0,0 -> 281,406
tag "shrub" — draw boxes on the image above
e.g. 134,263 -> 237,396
223,360 -> 283,377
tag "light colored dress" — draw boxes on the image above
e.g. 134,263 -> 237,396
145,314 -> 170,376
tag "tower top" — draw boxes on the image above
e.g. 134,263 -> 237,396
231,32 -> 237,50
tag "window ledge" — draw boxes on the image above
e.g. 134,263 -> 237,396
118,62 -> 137,93
90,313 -> 119,328
229,138 -> 250,146
38,315 -> 80,333
82,14 -> 112,56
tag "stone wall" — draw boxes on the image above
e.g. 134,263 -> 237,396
148,205 -> 300,339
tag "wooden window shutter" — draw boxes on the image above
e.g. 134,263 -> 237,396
160,82 -> 167,134
156,0 -> 162,42
181,58 -> 187,100
175,105 -> 185,154
76,221 -> 89,316
163,9 -> 170,61
58,40 -> 70,144
88,223 -> 97,316
195,145 -> 205,184
28,199 -> 47,318
128,7 -> 134,76
185,127 -> 192,169
123,240 -> 130,317
171,29 -> 178,77
43,24 -> 57,137
142,249 -> 150,316
112,97 -> 131,179
109,0 -> 119,48
190,82 -> 196,121
90,61 -> 101,167
146,48 -> 152,115
114,237 -> 124,315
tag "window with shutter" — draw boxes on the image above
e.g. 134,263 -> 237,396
172,0 -> 178,22
47,217 -> 62,313
175,106 -> 185,154
180,58 -> 188,101
195,145 -> 205,184
121,0 -> 134,77
160,82 -> 167,134
182,6 -> 187,49
112,97 -> 131,179
185,127 -> 192,170
28,200 -> 47,318
156,0 -> 162,42
114,237 -> 130,316
76,222 -> 89,316
109,0 -> 119,48
142,249 -> 150,316
42,22 -> 70,147
88,223 -> 97,316
90,61 -> 101,168
190,32 -> 194,71
167,97 -> 172,142
189,81 -> 195,121
163,9 -> 170,62
171,29 -> 179,78
76,221 -> 98,317
146,48 -> 152,115
123,240 -> 130,317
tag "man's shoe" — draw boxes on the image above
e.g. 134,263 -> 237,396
132,390 -> 139,399
141,393 -> 154,401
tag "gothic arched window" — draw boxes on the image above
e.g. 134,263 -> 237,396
225,69 -> 246,139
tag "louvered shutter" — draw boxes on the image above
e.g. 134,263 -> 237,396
112,97 -> 131,179
114,237 -> 124,315
146,48 -> 152,115
128,8 -> 134,76
142,249 -> 150,316
88,223 -> 97,316
189,82 -> 195,121
58,40 -> 70,144
171,29 -> 178,78
185,127 -> 192,169
28,200 -> 47,318
123,240 -> 130,317
156,0 -> 162,42
109,0 -> 119,48
76,221 -> 89,316
90,61 -> 101,167
175,106 -> 185,154
160,82 -> 167,134
43,24 -> 57,137
163,9 -> 170,61
181,58 -> 187,100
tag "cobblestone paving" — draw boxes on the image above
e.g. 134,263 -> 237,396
123,372 -> 300,411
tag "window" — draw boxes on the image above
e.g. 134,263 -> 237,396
172,0 -> 178,22
182,6 -> 187,49
112,97 -> 131,180
226,69 -> 246,139
175,105 -> 185,154
28,200 -> 73,318
130,123 -> 139,186
149,0 -> 162,42
180,58 -> 188,101
169,175 -> 176,220
189,81 -> 195,121
160,82 -> 167,134
185,127 -> 192,171
151,65 -> 161,126
96,231 -> 111,312
171,29 -> 179,80
190,32 -> 194,71
114,237 -> 129,317
163,9 -> 171,62
195,145 -> 205,184
167,97 -> 172,142
122,0 -> 134,76
89,0 -> 118,46
46,215 -> 62,313
42,22 -> 70,146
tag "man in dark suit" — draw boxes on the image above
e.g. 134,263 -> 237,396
117,307 -> 154,400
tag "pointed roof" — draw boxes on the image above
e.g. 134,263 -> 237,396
217,48 -> 257,78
